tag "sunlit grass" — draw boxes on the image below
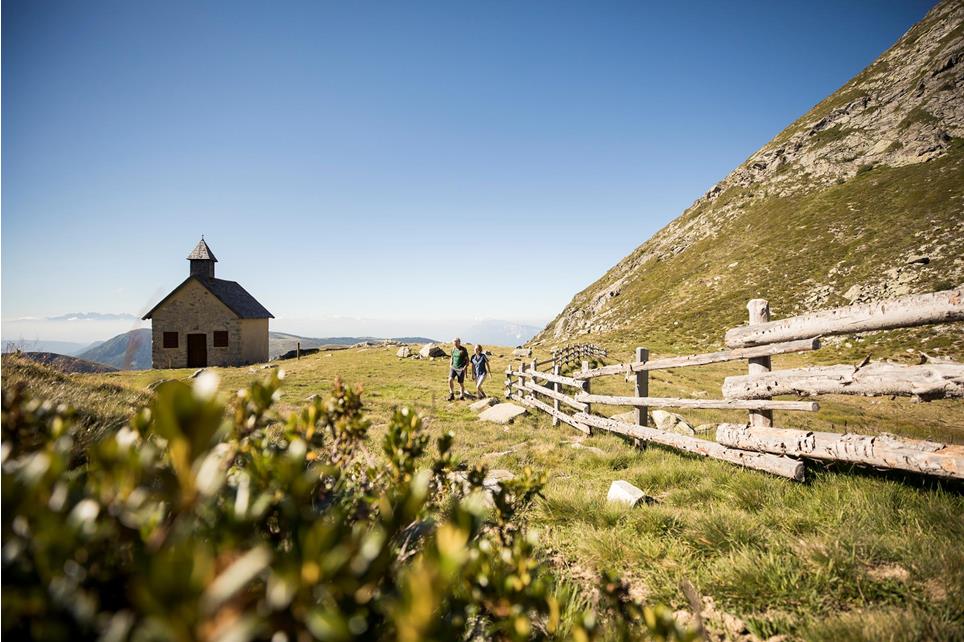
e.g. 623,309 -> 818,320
6,343 -> 964,639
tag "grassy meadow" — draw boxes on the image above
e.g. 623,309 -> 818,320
4,343 -> 963,641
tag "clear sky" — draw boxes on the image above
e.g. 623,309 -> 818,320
2,0 -> 935,342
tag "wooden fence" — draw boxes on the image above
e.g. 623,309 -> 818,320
506,287 -> 964,481
532,343 -> 608,371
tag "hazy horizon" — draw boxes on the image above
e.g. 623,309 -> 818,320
1,313 -> 546,346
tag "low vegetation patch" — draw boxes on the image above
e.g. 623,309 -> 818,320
4,348 -> 963,640
2,359 -> 694,641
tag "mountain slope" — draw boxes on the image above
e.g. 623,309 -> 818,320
78,328 -> 152,370
17,352 -> 119,374
534,0 -> 964,357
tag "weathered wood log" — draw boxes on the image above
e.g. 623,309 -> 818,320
747,299 -> 773,427
724,287 -> 964,348
521,395 -> 590,434
509,368 -> 586,389
723,361 -> 964,400
574,338 -> 821,379
716,423 -> 964,480
574,393 -> 818,411
574,413 -> 805,480
525,379 -> 588,411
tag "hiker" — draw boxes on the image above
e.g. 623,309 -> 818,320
448,338 -> 470,401
471,345 -> 490,398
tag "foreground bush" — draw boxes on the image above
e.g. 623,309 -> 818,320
2,371 -> 694,641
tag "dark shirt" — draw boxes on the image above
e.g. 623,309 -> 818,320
471,353 -> 489,375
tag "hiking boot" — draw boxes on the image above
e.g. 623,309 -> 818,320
447,394 -> 455,401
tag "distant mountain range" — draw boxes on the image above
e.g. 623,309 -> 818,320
3,319 -> 537,371
1,339 -> 91,355
266,333 -> 436,359
45,312 -> 140,322
8,329 -> 439,371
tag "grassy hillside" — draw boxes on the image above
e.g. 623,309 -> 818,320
535,0 -> 964,358
14,351 -> 118,374
560,143 -> 964,357
8,345 -> 962,640
1,354 -> 148,454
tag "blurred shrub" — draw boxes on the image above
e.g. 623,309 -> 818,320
2,371 -> 694,641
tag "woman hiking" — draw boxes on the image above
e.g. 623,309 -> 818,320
471,345 -> 491,399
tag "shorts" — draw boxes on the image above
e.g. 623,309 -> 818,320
449,367 -> 466,384
476,371 -> 488,386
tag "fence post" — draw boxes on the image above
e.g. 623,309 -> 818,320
505,365 -> 513,400
635,347 -> 649,426
297,341 -> 301,360
747,299 -> 774,428
519,361 -> 527,401
529,358 -> 538,403
552,365 -> 561,427
582,360 -> 591,415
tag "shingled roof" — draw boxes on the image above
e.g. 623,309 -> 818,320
187,239 -> 218,261
142,276 -> 273,320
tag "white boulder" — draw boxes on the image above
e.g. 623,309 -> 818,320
469,397 -> 498,412
419,343 -> 447,358
651,410 -> 695,436
607,480 -> 648,507
479,403 -> 527,425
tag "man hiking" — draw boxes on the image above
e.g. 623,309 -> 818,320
448,338 -> 470,401
471,345 -> 491,399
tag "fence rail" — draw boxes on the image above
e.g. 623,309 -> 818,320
507,287 -> 963,481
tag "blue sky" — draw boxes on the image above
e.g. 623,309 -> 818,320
2,0 -> 934,341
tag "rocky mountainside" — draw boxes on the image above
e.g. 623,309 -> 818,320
534,0 -> 964,357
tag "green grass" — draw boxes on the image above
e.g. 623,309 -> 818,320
1,354 -> 149,453
7,344 -> 962,640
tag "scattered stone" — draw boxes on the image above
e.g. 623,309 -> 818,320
305,393 -> 321,402
483,469 -> 515,488
261,363 -> 279,370
606,480 -> 648,507
611,410 -> 638,423
189,368 -> 205,379
419,343 -> 447,358
478,403 -> 527,425
652,410 -> 695,436
396,346 -> 411,358
512,348 -> 532,358
570,443 -> 606,456
906,254 -> 930,265
694,423 -> 715,435
469,397 -> 498,412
